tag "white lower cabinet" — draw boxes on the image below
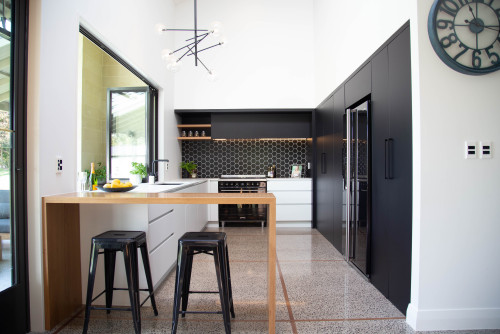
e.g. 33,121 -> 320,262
149,229 -> 178,284
267,179 -> 312,223
148,181 -> 209,286
207,179 -> 219,222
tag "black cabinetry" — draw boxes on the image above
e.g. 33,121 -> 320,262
332,88 -> 345,253
370,26 -> 412,313
176,109 -> 312,139
313,23 -> 412,314
315,97 -> 335,244
345,63 -> 371,108
212,112 -> 311,139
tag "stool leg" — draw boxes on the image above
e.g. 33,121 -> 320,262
123,243 -> 141,334
172,243 -> 189,334
181,250 -> 194,318
214,245 -> 231,334
139,242 -> 158,316
83,241 -> 99,334
225,244 -> 235,318
104,249 -> 117,314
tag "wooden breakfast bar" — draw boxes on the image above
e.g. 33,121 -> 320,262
42,191 -> 277,333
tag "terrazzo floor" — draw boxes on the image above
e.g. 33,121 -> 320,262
47,227 -> 500,334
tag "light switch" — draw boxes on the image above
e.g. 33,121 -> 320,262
465,141 -> 477,159
479,141 -> 492,159
56,156 -> 63,174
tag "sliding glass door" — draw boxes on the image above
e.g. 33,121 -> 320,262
0,0 -> 29,332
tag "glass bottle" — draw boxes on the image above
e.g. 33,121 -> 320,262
267,166 -> 273,178
88,162 -> 98,191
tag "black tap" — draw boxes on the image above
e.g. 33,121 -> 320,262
151,159 -> 170,181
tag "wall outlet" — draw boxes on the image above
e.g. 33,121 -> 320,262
56,156 -> 63,174
464,141 -> 477,159
479,141 -> 492,159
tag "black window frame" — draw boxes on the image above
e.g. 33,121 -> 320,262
79,26 -> 158,181
107,86 -> 154,180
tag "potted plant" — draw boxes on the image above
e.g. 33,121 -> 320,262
130,162 -> 147,184
180,161 -> 197,178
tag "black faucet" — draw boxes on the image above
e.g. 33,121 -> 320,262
151,159 -> 170,181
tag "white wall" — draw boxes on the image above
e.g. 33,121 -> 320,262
407,0 -> 500,331
27,0 -> 178,330
173,0 -> 315,109
313,0 -> 411,105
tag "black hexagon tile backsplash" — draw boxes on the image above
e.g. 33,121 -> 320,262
181,139 -> 312,178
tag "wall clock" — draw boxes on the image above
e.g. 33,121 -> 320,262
428,0 -> 500,75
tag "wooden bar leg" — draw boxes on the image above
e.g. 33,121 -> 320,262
267,201 -> 276,334
42,202 -> 82,330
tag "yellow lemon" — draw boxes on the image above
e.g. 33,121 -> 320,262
111,183 -> 120,188
103,183 -> 111,188
124,182 -> 132,187
112,179 -> 121,185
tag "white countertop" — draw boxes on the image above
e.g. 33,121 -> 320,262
96,179 -> 207,194
95,178 -> 312,194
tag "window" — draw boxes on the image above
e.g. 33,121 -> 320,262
79,27 -> 158,182
107,87 -> 154,179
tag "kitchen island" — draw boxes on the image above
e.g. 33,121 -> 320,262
42,191 -> 277,333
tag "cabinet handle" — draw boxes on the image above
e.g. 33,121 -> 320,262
321,153 -> 326,174
385,138 -> 393,179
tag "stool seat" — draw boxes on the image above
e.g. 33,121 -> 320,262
179,231 -> 226,244
83,230 -> 158,334
172,231 -> 235,334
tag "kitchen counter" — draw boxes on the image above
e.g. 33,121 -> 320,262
42,191 -> 277,333
103,179 -> 207,193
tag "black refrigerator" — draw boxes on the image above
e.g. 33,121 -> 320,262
344,99 -> 371,276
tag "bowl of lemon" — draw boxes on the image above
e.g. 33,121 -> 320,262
99,179 -> 137,192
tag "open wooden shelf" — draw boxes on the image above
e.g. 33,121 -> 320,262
177,124 -> 211,128
177,136 -> 212,140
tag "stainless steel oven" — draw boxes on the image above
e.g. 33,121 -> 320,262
218,175 -> 267,227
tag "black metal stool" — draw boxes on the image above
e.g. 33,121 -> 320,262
83,231 -> 158,334
171,232 -> 235,334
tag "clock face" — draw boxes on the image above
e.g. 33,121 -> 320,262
428,0 -> 500,75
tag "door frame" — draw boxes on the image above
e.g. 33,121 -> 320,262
0,0 -> 30,332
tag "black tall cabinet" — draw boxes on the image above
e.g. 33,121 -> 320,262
370,26 -> 412,313
313,23 -> 412,314
315,97 -> 335,245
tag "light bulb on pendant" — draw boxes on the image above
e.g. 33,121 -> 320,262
219,37 -> 228,47
161,48 -> 174,62
210,21 -> 223,37
167,60 -> 182,72
155,23 -> 167,35
207,69 -> 218,82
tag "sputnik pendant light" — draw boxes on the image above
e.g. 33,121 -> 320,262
157,0 -> 225,80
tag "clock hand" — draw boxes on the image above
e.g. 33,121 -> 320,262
465,20 -> 499,31
468,5 -> 477,20
484,25 -> 499,32
464,19 -> 481,29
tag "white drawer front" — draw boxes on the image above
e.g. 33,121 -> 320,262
272,191 -> 312,204
148,204 -> 177,221
267,179 -> 312,191
148,206 -> 183,250
149,231 -> 178,286
276,204 -> 312,221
